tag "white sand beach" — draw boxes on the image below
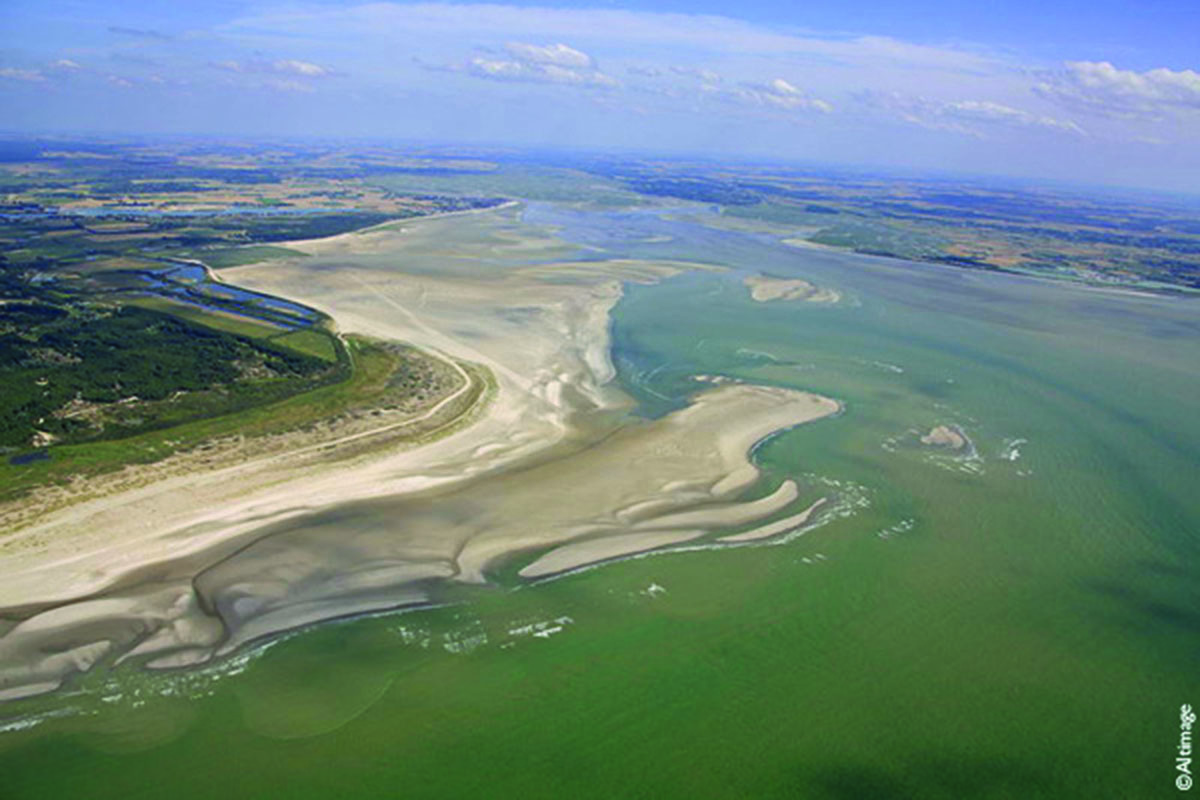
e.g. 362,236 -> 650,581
0,205 -> 839,700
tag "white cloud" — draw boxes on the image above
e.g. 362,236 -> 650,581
620,61 -> 828,115
50,59 -> 81,71
0,68 -> 46,82
733,78 -> 832,113
445,41 -> 616,88
272,59 -> 332,77
859,91 -> 1084,137
504,42 -> 593,69
639,74 -> 830,116
1036,61 -> 1200,119
943,100 -> 1084,134
670,65 -> 722,84
467,57 -> 615,87
213,58 -> 334,78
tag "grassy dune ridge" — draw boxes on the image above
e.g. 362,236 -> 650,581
0,329 -> 471,510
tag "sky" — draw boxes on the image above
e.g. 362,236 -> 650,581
1,0 -> 1198,190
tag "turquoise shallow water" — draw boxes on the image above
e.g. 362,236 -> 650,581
1,202 -> 1197,799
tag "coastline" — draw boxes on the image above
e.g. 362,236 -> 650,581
0,203 -> 841,701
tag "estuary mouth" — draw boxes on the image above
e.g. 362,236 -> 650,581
0,207 -> 842,702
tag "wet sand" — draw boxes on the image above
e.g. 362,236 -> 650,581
0,205 -> 839,700
718,497 -> 828,543
520,530 -> 707,578
921,424 -> 968,450
744,274 -> 841,303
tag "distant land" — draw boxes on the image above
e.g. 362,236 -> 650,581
3,137 -> 1199,295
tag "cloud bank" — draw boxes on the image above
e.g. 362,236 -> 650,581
1036,61 -> 1200,119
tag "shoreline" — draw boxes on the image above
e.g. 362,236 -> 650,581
0,203 -> 841,701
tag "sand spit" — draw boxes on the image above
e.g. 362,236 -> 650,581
744,274 -> 841,304
520,530 -> 707,578
631,480 -> 799,530
718,497 -> 827,543
453,385 -> 839,584
0,204 -> 839,700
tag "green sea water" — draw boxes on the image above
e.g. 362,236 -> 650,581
1,202 -> 1197,799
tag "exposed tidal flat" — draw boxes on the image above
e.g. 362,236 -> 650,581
1,200 -> 1199,798
0,204 -> 838,699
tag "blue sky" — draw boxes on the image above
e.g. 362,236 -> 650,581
1,0 -> 1198,190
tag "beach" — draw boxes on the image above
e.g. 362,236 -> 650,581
0,205 -> 838,700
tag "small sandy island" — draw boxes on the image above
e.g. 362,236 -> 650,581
744,274 -> 841,304
920,424 -> 969,450
781,237 -> 841,253
0,204 -> 839,701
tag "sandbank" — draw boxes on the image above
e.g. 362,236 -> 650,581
744,274 -> 841,303
520,530 -> 707,578
921,424 -> 968,450
718,497 -> 827,543
0,204 -> 841,700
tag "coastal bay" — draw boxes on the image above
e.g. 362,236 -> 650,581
1,196 -> 1196,800
0,204 -> 839,699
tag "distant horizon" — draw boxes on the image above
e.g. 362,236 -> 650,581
4,127 -> 1200,205
2,1 -> 1198,193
